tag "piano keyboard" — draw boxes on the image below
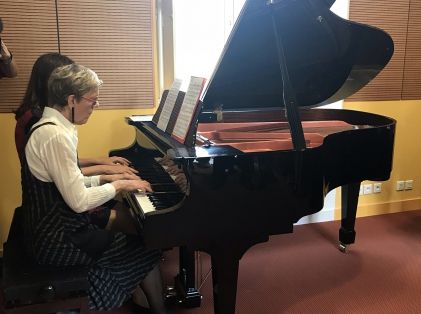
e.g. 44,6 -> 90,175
133,191 -> 185,214
126,156 -> 186,217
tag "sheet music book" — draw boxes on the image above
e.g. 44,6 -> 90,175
156,78 -> 183,131
172,76 -> 206,143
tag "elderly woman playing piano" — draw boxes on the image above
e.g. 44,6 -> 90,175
22,63 -> 167,313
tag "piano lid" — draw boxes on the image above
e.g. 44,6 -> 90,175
201,0 -> 394,111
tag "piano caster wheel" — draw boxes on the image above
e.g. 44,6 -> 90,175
338,242 -> 347,253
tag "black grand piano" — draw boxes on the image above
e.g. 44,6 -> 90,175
110,0 -> 395,313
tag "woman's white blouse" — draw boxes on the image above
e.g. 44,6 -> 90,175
25,107 -> 116,213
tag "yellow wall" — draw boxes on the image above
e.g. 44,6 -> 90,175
335,100 -> 421,218
0,108 -> 154,252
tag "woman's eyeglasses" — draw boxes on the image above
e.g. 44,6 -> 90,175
81,96 -> 99,107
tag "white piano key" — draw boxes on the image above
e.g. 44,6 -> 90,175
134,192 -> 156,213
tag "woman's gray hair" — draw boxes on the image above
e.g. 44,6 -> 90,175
47,64 -> 103,108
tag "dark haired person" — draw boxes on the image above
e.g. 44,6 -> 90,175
0,18 -> 18,78
23,64 -> 166,313
15,52 -> 137,176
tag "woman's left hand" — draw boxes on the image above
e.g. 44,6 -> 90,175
100,172 -> 140,184
93,156 -> 130,166
101,164 -> 138,175
97,156 -> 131,166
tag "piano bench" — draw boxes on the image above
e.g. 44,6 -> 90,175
1,207 -> 90,314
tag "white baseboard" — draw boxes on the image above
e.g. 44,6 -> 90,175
295,198 -> 421,226
335,198 -> 421,218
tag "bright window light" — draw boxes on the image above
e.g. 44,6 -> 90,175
172,0 -> 349,101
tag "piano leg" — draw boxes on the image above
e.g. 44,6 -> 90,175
339,182 -> 361,252
173,246 -> 202,308
211,252 -> 239,314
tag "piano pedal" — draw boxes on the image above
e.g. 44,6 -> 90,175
164,279 -> 202,309
338,242 -> 347,253
164,286 -> 181,307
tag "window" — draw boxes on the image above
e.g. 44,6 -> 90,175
172,0 -> 246,88
348,0 -> 421,101
0,1 -> 58,113
58,0 -> 155,109
170,0 -> 348,109
0,0 -> 155,113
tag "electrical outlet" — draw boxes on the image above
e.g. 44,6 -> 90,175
363,184 -> 373,195
396,181 -> 405,191
405,180 -> 413,190
373,183 -> 382,193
